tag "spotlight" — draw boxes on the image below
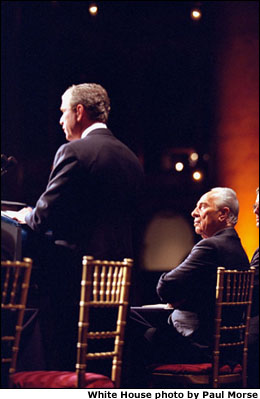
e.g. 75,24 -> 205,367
175,162 -> 184,172
192,170 -> 203,181
89,3 -> 98,16
189,152 -> 199,167
190,8 -> 202,21
190,152 -> 199,162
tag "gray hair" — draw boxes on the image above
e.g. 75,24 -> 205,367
210,187 -> 239,225
65,83 -> 111,123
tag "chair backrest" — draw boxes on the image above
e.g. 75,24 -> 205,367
76,256 -> 133,388
212,266 -> 255,387
1,257 -> 33,386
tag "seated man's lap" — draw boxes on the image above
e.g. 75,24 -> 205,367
126,308 -> 210,365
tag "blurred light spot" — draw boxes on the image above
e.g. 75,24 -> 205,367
190,8 -> 202,20
190,152 -> 199,162
193,171 -> 203,181
175,162 -> 184,172
142,213 -> 195,271
89,3 -> 98,16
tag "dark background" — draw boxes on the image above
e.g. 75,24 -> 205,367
1,1 -> 219,201
1,1 -> 258,304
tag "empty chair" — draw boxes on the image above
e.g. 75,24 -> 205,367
11,256 -> 133,388
149,266 -> 255,388
1,257 -> 33,388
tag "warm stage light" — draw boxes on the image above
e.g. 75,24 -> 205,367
175,162 -> 184,172
190,152 -> 199,162
89,3 -> 98,16
190,8 -> 202,20
193,171 -> 203,181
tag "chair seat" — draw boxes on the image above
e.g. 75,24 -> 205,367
150,363 -> 242,375
11,371 -> 114,388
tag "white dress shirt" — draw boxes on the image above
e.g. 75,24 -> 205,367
81,122 -> 107,139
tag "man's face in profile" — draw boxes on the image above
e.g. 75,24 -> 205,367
59,91 -> 81,142
191,192 -> 223,239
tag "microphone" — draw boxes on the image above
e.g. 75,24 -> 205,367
1,154 -> 18,176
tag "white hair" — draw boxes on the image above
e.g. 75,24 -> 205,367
210,187 -> 239,225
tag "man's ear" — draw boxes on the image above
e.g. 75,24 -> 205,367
75,104 -> 84,121
219,207 -> 230,222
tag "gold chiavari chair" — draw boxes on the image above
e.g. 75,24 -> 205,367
11,256 -> 133,388
1,258 -> 33,388
149,266 -> 255,388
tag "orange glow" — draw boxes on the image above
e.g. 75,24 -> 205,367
191,9 -> 202,20
215,4 -> 259,259
89,4 -> 98,16
190,152 -> 199,162
192,171 -> 203,181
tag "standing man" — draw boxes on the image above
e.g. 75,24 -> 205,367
14,83 -> 144,370
16,83 -> 144,260
122,187 -> 249,388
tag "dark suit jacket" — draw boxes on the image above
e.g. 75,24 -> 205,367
25,128 -> 144,260
250,247 -> 259,317
156,228 -> 250,344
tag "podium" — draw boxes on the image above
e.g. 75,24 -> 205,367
1,214 -> 23,260
1,201 -> 28,260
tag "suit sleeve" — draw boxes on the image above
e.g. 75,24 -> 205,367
25,144 -> 80,233
250,248 -> 259,317
156,239 -> 217,304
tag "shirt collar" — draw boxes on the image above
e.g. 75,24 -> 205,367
81,122 -> 107,139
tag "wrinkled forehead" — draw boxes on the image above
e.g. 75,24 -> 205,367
197,191 -> 216,207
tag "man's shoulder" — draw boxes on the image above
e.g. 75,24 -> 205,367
192,228 -> 240,255
191,228 -> 249,268
208,227 -> 239,243
54,141 -> 79,159
68,129 -> 115,151
84,128 -> 144,167
195,228 -> 235,245
56,133 -> 100,154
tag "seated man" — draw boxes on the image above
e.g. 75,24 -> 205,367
122,187 -> 249,388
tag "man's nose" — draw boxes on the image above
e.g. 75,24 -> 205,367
191,207 -> 198,217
